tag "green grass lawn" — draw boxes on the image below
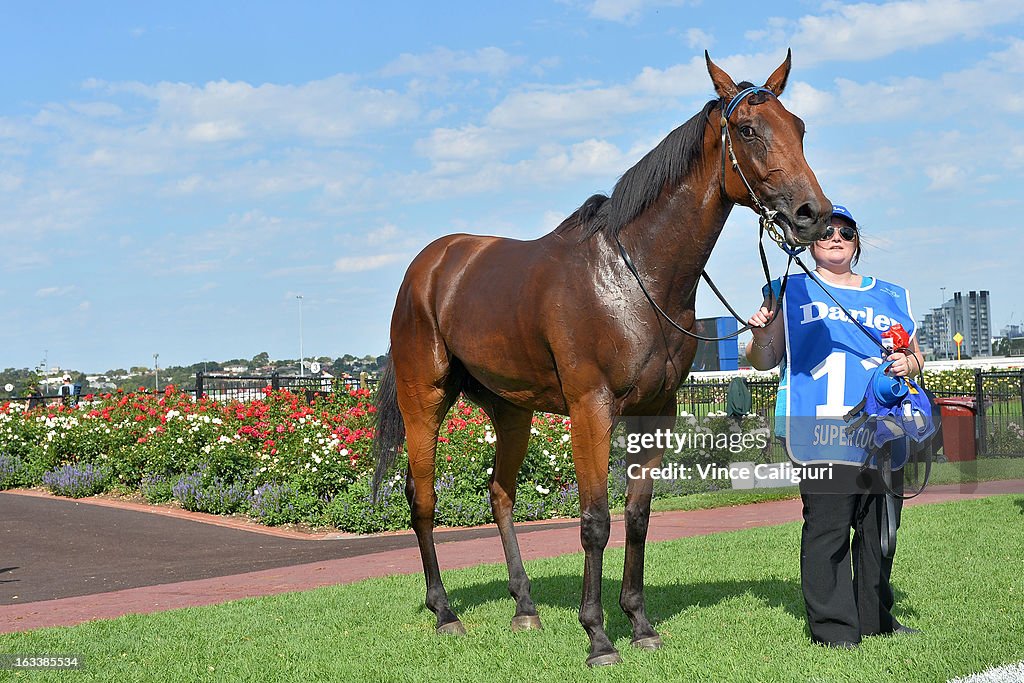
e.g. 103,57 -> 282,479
2,495 -> 1022,682
928,457 -> 1024,485
639,457 -> 1024,515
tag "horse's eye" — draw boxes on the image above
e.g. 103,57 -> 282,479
739,125 -> 755,139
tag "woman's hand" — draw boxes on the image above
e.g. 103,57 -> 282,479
746,304 -> 783,370
747,306 -> 774,333
885,350 -> 916,378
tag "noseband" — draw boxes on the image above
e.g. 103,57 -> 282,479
719,86 -> 805,258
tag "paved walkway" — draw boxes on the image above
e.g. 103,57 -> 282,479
2,480 -> 1021,634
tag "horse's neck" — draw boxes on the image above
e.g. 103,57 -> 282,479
619,177 -> 733,312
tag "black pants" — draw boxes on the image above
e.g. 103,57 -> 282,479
799,464 -> 904,644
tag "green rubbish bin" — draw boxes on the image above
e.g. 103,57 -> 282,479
934,397 -> 977,461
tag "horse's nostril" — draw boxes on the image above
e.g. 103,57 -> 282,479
796,202 -> 815,222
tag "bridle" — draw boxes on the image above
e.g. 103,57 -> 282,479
615,85 -> 804,343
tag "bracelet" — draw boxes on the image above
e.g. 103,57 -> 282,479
752,334 -> 774,350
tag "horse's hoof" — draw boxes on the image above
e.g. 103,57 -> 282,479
436,620 -> 467,636
586,651 -> 622,668
632,635 -> 663,650
510,615 -> 543,631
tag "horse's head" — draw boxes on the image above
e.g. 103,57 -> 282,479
706,50 -> 830,246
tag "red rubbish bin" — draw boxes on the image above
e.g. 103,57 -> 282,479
934,397 -> 978,462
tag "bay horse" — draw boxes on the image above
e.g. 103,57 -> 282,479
373,51 -> 830,666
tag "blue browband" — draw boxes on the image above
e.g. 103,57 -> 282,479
723,85 -> 776,119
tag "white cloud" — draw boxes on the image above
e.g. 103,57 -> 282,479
95,74 -> 420,144
1009,145 -> 1024,169
416,124 -> 520,162
564,138 -> 627,175
939,39 -> 1024,114
411,48 -> 803,188
783,81 -> 833,121
417,67 -> 694,171
381,47 -> 524,78
539,209 -> 570,233
0,172 -> 23,192
587,0 -> 648,22
744,17 -> 789,45
68,101 -> 123,118
788,0 -> 1024,64
131,209 -> 305,275
787,38 -> 1024,129
403,135 -> 633,202
366,223 -> 400,246
186,120 -> 247,143
485,83 -> 649,132
0,183 -> 99,237
632,58 -> 708,97
684,28 -> 714,50
334,253 -> 408,273
925,163 -> 966,190
988,38 -> 1024,74
830,76 -> 930,123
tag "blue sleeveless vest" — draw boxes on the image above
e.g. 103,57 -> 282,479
781,273 -> 915,467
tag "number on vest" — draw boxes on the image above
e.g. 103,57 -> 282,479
810,351 -> 880,418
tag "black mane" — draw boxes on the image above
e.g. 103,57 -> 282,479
556,98 -> 721,240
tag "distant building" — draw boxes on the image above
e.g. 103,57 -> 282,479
1001,323 -> 1022,339
919,290 -> 991,359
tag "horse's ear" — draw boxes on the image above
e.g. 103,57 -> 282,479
705,51 -> 738,100
763,48 -> 792,96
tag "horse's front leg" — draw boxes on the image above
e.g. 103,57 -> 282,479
619,409 -> 674,649
569,393 -> 619,667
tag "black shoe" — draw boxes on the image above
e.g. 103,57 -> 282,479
890,625 -> 921,636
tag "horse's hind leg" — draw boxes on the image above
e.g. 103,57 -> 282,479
478,395 -> 541,630
395,355 -> 464,634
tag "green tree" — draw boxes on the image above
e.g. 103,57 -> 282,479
994,337 -> 1024,356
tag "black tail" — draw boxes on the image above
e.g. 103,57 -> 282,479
372,354 -> 405,502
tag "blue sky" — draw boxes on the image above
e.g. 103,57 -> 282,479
2,1 -> 1022,373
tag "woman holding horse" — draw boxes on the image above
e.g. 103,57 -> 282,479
746,204 -> 924,649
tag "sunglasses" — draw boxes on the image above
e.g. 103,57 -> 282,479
819,224 -> 857,242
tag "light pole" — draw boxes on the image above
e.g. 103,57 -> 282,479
153,353 -> 160,391
940,287 -> 948,359
297,295 -> 304,377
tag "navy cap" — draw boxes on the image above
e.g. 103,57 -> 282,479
831,204 -> 857,227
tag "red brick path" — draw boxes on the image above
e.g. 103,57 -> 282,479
2,479 -> 1020,634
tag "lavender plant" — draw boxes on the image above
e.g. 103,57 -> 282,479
140,473 -> 174,503
0,455 -> 26,489
248,481 -> 318,526
172,470 -> 249,514
41,463 -> 111,498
